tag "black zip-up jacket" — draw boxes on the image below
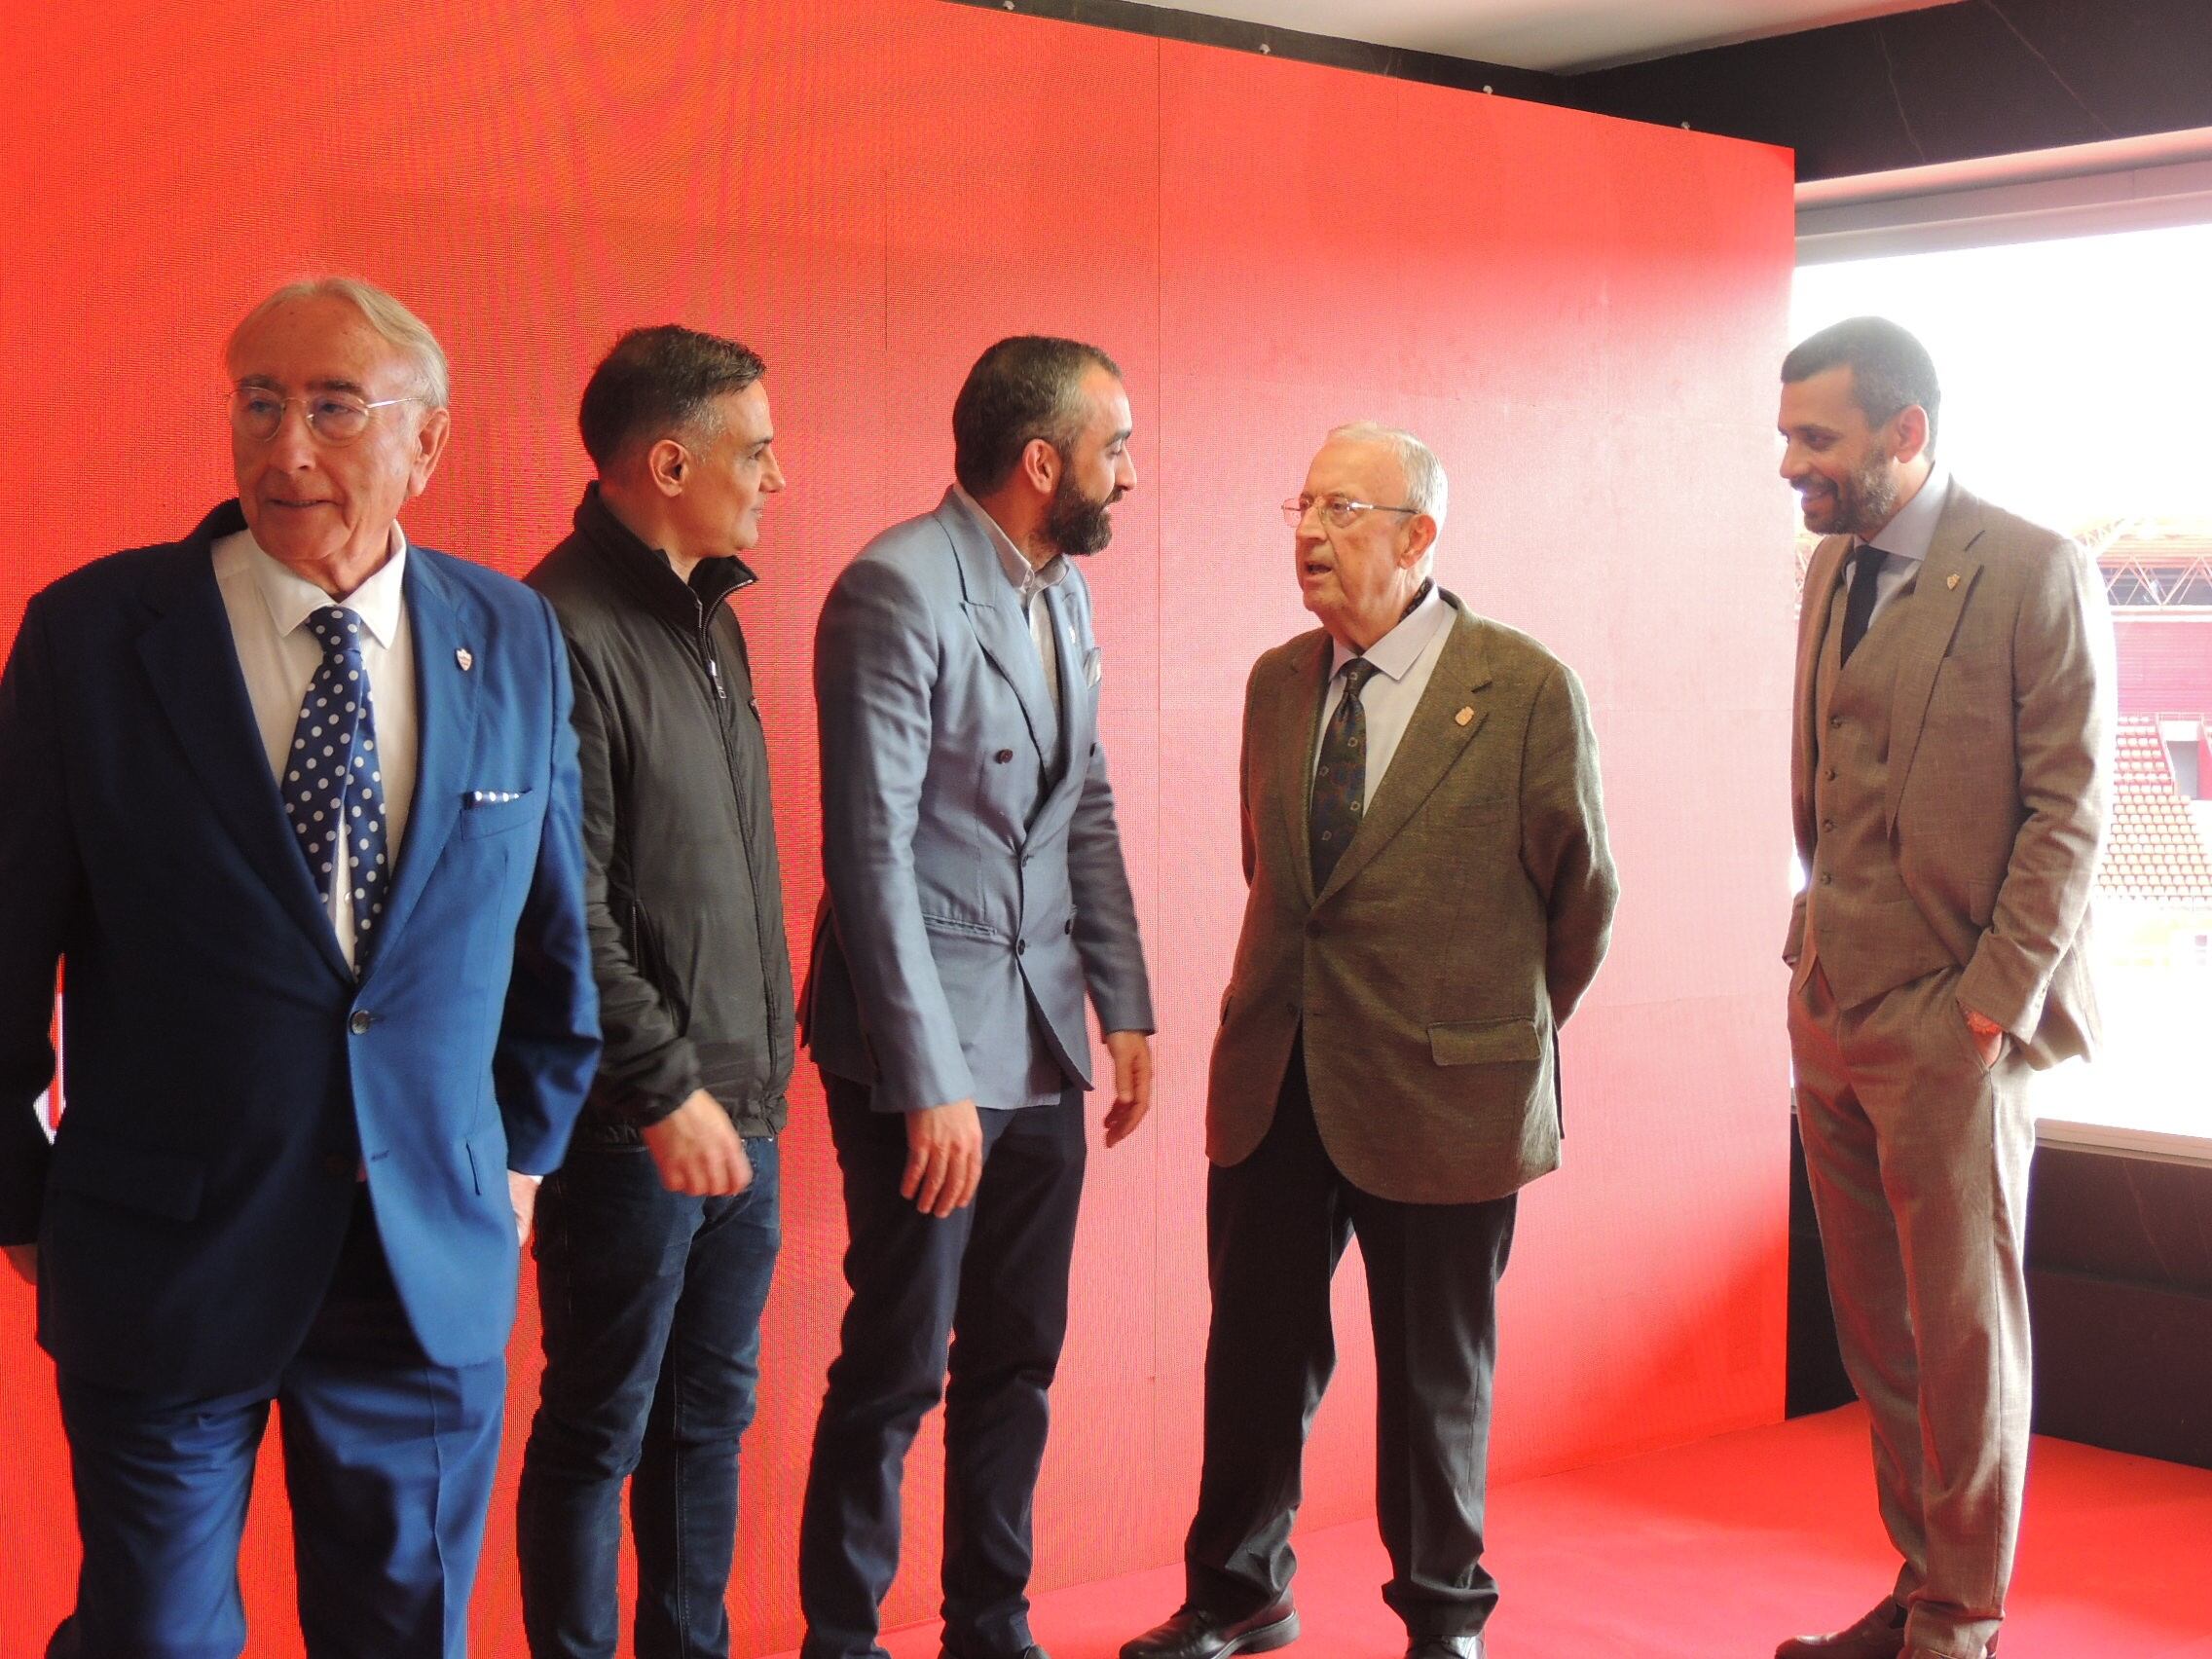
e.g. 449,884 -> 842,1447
525,486 -> 793,1139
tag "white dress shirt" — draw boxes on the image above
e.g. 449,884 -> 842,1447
213,527 -> 419,972
956,485 -> 1069,759
1852,464 -> 1951,628
1313,581 -> 1455,791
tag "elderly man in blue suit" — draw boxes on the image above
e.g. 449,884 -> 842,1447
797,335 -> 1156,1659
0,276 -> 600,1659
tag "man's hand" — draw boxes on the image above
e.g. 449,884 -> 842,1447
642,1089 -> 754,1197
1961,1003 -> 2007,1070
1102,1030 -> 1154,1148
4,1243 -> 34,1286
507,1172 -> 539,1249
903,1099 -> 983,1218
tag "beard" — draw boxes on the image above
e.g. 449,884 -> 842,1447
1808,449 -> 1901,540
1044,469 -> 1123,557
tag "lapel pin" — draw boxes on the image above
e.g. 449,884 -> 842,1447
1455,706 -> 1474,726
456,647 -> 474,672
1945,574 -> 1960,590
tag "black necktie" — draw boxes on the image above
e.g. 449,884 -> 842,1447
1309,658 -> 1382,891
1840,545 -> 1887,664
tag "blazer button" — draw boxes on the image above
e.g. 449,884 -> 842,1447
995,749 -> 1014,763
1015,940 -> 1027,956
1828,716 -> 1844,729
348,1010 -> 373,1035
1063,917 -> 1073,935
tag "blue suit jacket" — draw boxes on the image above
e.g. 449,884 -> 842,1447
0,501 -> 600,1396
801,488 -> 1152,1115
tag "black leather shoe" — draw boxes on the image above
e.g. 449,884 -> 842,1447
1777,1600 -> 1907,1659
1121,1603 -> 1300,1659
1407,1637 -> 1484,1658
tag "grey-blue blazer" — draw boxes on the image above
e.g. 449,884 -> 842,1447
801,488 -> 1153,1114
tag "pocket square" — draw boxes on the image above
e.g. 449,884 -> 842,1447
464,789 -> 528,806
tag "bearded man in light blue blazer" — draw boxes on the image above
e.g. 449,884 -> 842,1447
797,335 -> 1156,1659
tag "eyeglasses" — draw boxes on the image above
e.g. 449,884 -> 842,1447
228,387 -> 421,447
1281,495 -> 1419,530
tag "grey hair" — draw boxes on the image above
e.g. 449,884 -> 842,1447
227,276 -> 451,409
1329,421 -> 1448,532
1330,422 -> 1447,578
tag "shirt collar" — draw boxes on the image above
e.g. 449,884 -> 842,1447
952,483 -> 1069,604
1858,463 -> 1950,567
246,524 -> 410,648
1331,580 -> 1448,683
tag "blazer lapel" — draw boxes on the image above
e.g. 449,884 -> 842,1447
1794,536 -> 1852,851
1316,605 -> 1493,904
1044,583 -> 1088,788
364,553 -> 479,965
1885,491 -> 1988,832
941,494 -> 1059,771
135,536 -> 354,984
1273,633 -> 1333,907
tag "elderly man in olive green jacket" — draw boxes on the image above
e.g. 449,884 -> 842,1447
1126,422 -> 1617,1659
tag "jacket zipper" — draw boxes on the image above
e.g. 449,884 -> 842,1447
692,596 -> 781,1106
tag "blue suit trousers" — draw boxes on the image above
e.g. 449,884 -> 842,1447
49,1197 -> 505,1659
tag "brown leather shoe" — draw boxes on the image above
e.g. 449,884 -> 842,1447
1121,1603 -> 1299,1659
1776,1599 -> 1907,1659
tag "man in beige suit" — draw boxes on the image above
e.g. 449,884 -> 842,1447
1124,424 -> 1616,1659
1775,318 -> 2111,1659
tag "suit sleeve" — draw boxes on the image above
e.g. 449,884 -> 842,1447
492,596 -> 603,1173
815,558 -> 974,1114
565,638 -> 700,1124
0,597 -> 77,1243
1957,539 -> 2113,1041
1068,719 -> 1154,1036
1521,659 -> 1619,1026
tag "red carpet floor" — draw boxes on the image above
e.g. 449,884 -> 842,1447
774,1406 -> 2212,1658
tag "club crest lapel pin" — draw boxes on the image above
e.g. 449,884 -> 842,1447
1455,707 -> 1474,726
456,647 -> 474,672
1945,573 -> 1960,591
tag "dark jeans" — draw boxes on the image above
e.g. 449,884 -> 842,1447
1184,1044 -> 1518,1641
797,1079 -> 1087,1659
516,1134 -> 782,1659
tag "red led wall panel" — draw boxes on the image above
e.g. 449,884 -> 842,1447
0,3 -> 1795,1652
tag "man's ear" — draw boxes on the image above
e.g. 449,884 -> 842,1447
405,406 -> 452,499
1019,436 -> 1060,497
1892,404 -> 1932,466
646,436 -> 689,498
1401,513 -> 1439,569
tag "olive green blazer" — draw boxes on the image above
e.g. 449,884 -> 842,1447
1205,594 -> 1618,1204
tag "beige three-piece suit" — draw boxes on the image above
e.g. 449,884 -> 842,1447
1787,478 -> 2111,1659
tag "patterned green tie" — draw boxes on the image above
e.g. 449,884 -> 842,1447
1309,657 -> 1382,890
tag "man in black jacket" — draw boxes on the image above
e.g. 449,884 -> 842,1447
516,325 -> 793,1659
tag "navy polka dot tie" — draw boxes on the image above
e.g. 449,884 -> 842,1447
286,606 -> 390,964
